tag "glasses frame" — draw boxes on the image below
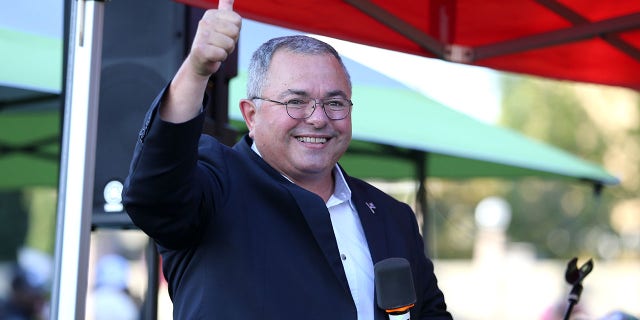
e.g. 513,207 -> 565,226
252,97 -> 353,120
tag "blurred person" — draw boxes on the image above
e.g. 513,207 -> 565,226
599,311 -> 639,320
123,0 -> 452,318
90,254 -> 139,320
0,264 -> 48,320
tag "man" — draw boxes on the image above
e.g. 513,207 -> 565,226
123,0 -> 452,319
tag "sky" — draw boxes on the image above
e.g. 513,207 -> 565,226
0,0 -> 63,38
1,0 -> 502,123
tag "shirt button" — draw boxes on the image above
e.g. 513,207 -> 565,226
340,254 -> 347,261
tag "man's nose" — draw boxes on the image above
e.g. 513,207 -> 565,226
305,101 -> 329,125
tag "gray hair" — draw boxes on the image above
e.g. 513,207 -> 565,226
246,35 -> 352,99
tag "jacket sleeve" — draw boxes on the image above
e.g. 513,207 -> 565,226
122,89 -> 224,249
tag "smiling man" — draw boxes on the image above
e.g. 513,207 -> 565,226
241,47 -> 353,201
122,0 -> 452,319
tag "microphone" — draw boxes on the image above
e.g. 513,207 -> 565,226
375,258 -> 416,320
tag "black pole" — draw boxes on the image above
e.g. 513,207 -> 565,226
203,46 -> 238,145
143,239 -> 160,320
186,7 -> 238,145
414,151 -> 431,257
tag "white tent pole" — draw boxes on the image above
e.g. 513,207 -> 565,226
50,0 -> 104,318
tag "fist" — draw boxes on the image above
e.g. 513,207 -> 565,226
188,0 -> 241,77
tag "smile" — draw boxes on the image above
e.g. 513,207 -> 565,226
296,136 -> 328,144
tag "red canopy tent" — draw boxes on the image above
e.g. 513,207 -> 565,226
176,0 -> 640,91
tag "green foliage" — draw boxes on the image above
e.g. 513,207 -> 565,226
425,74 -> 639,261
496,74 -> 638,260
23,188 -> 58,255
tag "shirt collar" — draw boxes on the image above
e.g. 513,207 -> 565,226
252,142 -> 353,205
331,164 -> 352,204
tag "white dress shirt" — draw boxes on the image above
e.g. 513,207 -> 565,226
251,143 -> 375,319
327,167 -> 375,320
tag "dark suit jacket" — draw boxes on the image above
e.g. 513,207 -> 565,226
123,95 -> 452,320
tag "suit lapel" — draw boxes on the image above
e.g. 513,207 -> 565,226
288,186 -> 352,294
236,137 -> 351,292
347,174 -> 391,320
350,186 -> 389,264
339,164 -> 390,264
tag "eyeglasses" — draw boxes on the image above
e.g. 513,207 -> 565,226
252,97 -> 353,120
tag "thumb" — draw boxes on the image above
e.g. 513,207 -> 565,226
218,0 -> 234,11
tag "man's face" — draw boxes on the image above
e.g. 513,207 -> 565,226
244,49 -> 352,182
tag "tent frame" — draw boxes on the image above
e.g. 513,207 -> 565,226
345,0 -> 640,63
50,0 -> 103,318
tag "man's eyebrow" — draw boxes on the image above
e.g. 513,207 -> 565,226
281,89 -> 348,98
283,89 -> 309,97
325,90 -> 348,99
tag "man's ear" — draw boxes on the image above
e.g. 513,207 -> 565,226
239,99 -> 257,137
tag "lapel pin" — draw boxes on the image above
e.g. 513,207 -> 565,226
365,201 -> 376,214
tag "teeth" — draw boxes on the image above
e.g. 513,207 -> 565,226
297,136 -> 327,144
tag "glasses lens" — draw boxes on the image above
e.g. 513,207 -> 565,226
323,99 -> 351,120
284,98 -> 352,120
285,99 -> 312,119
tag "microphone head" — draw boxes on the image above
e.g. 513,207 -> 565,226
374,257 -> 417,311
565,257 -> 580,284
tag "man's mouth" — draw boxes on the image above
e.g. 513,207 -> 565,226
296,136 -> 328,144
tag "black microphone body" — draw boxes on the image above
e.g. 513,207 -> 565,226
375,257 -> 417,320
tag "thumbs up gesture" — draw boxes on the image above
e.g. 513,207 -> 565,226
187,0 -> 241,77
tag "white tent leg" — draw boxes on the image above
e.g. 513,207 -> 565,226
50,0 -> 104,318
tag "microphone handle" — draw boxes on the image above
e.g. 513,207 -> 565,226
388,312 -> 410,320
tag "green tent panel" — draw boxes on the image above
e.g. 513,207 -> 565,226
0,26 -> 62,190
0,39 -> 618,189
0,111 -> 60,189
0,28 -> 62,92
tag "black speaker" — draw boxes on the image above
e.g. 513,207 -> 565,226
92,0 -> 187,227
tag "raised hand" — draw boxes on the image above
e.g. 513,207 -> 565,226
187,0 -> 241,77
161,0 -> 242,123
